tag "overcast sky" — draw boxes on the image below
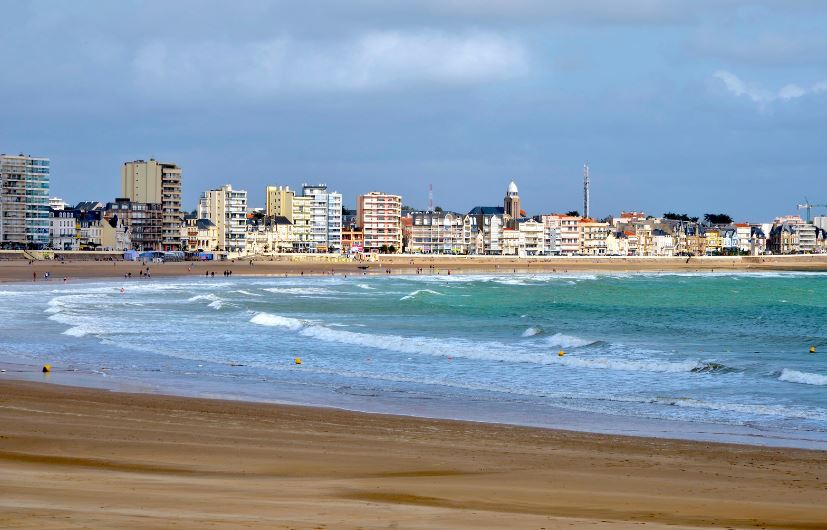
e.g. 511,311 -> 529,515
2,0 -> 826,220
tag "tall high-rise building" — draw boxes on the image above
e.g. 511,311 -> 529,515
302,183 -> 342,253
357,191 -> 402,252
264,185 -> 311,252
0,154 -> 50,248
265,186 -> 293,220
121,159 -> 182,251
198,184 -> 248,254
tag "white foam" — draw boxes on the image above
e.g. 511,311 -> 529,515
235,289 -> 262,297
400,289 -> 444,301
652,396 -> 827,422
779,369 -> 827,386
187,293 -> 219,302
356,283 -> 376,290
557,356 -> 705,374
544,333 -> 594,349
521,326 -> 543,337
63,325 -> 93,337
263,287 -> 334,295
249,313 -> 306,331
208,300 -> 224,310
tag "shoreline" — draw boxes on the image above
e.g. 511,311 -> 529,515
2,254 -> 827,283
1,378 -> 826,529
3,360 -> 825,451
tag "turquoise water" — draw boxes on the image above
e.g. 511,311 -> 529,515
1,272 -> 826,448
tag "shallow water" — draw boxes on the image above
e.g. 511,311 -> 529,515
2,272 -> 826,448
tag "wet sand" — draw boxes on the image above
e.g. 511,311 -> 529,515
0,379 -> 825,529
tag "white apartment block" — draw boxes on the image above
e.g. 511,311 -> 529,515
198,184 -> 248,254
49,208 -> 78,250
519,219 -> 545,256
541,214 -> 580,255
302,184 -> 342,253
357,191 -> 402,252
0,154 -> 50,248
408,211 -> 473,254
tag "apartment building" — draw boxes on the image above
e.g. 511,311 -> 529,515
245,215 -> 293,254
0,154 -> 50,248
265,186 -> 312,252
198,184 -> 248,254
357,191 -> 402,252
302,184 -> 342,253
519,219 -> 545,255
105,199 -> 163,251
181,218 -> 219,252
121,159 -> 182,250
49,208 -> 78,250
541,214 -> 580,255
408,211 -> 473,254
579,219 -> 610,255
468,206 -> 504,255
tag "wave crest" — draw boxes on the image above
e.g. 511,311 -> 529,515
779,369 -> 827,386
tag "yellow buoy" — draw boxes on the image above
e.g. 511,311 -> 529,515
558,351 -> 566,357
810,346 -> 816,354
294,357 -> 302,365
42,364 -> 51,373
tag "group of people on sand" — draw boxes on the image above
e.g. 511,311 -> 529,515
203,270 -> 233,277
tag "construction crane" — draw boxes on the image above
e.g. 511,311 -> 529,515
797,198 -> 827,223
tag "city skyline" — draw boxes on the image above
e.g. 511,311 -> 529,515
2,1 -> 826,219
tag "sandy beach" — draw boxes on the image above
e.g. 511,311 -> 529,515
2,253 -> 827,283
0,379 -> 825,529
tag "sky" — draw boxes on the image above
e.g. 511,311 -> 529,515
2,0 -> 826,221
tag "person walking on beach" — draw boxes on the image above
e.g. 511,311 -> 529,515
33,271 -> 36,282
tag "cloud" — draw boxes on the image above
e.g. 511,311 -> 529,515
713,70 -> 827,103
690,31 -> 827,67
132,30 -> 529,97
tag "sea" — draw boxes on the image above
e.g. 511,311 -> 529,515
2,271 -> 826,449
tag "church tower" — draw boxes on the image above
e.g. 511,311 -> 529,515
504,180 -> 520,228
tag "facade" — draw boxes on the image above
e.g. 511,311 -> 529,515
245,215 -> 293,254
265,186 -> 293,219
105,198 -> 163,251
0,154 -> 50,248
500,228 -> 523,255
468,206 -> 505,255
541,214 -> 580,255
302,184 -> 342,253
408,211 -> 473,254
265,186 -> 311,251
49,197 -> 67,210
797,224 -> 818,253
579,219 -> 610,255
121,159 -> 182,251
181,218 -> 219,252
518,219 -> 545,255
357,191 -> 402,252
49,208 -> 79,250
198,184 -> 248,254
341,227 -> 364,253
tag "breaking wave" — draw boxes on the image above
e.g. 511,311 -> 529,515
400,289 -> 444,301
249,313 -> 307,331
522,326 -> 544,337
779,369 -> 827,386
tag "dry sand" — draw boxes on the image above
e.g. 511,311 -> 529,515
2,253 -> 827,283
0,379 -> 825,529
